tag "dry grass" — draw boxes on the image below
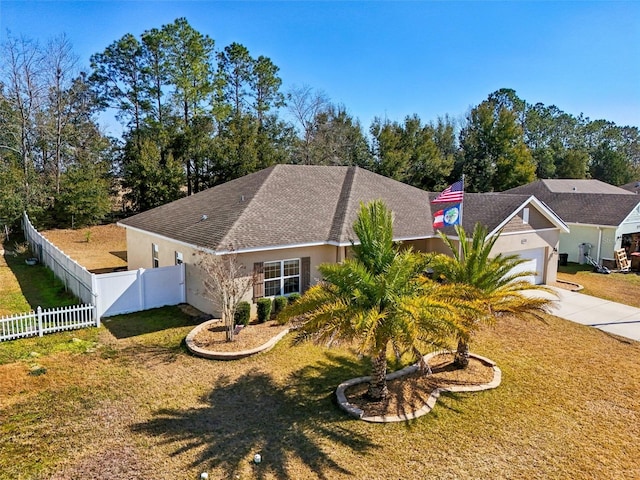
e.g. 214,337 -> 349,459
558,262 -> 640,308
1,308 -> 640,480
41,224 -> 127,273
2,239 -> 640,478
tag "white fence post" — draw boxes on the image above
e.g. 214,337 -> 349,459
37,306 -> 43,337
137,268 -> 145,311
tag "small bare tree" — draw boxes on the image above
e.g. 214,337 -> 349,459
196,248 -> 254,342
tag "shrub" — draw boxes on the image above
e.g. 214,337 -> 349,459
287,292 -> 301,304
256,298 -> 272,323
272,296 -> 288,317
234,301 -> 251,326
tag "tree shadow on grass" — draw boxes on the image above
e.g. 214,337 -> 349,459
130,353 -> 378,479
103,305 -> 202,339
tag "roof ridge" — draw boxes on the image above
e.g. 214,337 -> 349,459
217,165 -> 279,250
328,166 -> 356,242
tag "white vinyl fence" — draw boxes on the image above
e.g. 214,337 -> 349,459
8,214 -> 186,342
0,304 -> 97,342
94,265 -> 186,318
23,213 -> 95,305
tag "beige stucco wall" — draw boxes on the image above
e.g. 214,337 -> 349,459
491,228 -> 560,284
124,215 -> 562,316
124,227 -> 341,316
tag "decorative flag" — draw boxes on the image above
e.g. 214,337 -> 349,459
432,180 -> 464,203
433,204 -> 461,229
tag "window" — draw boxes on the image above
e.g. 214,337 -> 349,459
264,259 -> 300,296
175,251 -> 183,265
523,207 -> 530,224
152,243 -> 159,268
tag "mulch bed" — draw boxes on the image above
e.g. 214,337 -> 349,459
344,353 -> 495,418
191,320 -> 289,352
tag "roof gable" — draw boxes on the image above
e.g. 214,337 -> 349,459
428,192 -> 567,235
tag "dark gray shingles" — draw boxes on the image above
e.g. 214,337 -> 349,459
505,180 -> 640,226
121,165 -> 550,251
428,193 -> 531,234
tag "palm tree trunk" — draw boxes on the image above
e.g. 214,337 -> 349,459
454,338 -> 470,368
367,349 -> 389,400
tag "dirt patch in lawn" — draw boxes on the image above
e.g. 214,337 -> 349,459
345,353 -> 495,418
191,320 -> 289,352
41,224 -> 127,272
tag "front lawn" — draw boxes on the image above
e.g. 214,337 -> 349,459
1,306 -> 639,479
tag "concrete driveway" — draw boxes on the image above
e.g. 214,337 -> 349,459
547,287 -> 640,342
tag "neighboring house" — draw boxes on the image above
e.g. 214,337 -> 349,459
620,181 -> 640,195
505,179 -> 640,264
118,165 -> 567,316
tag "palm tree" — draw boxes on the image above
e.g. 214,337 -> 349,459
279,200 -> 464,401
431,223 -> 556,368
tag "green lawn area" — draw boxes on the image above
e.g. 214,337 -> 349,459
1,240 -> 78,317
2,249 -> 640,478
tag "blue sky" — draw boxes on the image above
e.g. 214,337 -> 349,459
2,1 -> 639,138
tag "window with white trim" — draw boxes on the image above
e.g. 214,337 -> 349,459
152,243 -> 159,268
523,207 -> 530,224
175,251 -> 183,265
264,259 -> 300,296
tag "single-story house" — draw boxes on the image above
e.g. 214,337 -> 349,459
118,165 -> 568,316
505,179 -> 640,265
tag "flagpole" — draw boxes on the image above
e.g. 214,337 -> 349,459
458,174 -> 465,259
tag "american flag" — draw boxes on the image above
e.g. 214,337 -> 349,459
431,180 -> 464,203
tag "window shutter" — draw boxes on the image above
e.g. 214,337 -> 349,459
253,262 -> 264,302
301,257 -> 311,293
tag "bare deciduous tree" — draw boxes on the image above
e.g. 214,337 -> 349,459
286,84 -> 329,164
196,248 -> 254,342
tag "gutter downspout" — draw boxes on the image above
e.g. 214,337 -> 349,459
596,227 -> 603,263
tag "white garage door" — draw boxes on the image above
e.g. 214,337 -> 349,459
506,248 -> 545,284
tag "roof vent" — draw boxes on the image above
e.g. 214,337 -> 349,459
240,195 -> 245,202
200,214 -> 208,221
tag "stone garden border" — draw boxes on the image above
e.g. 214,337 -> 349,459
335,351 -> 502,423
185,319 -> 290,361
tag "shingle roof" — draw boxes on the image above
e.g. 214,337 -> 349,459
428,192 -> 537,234
538,179 -> 633,194
119,165 -> 438,251
620,180 -> 640,194
119,165 -> 564,252
505,180 -> 640,226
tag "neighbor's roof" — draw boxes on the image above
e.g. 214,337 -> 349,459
619,180 -> 640,194
534,179 -> 634,194
119,165 -> 567,253
505,179 -> 640,226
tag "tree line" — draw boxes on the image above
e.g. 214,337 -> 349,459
1,17 -> 639,229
